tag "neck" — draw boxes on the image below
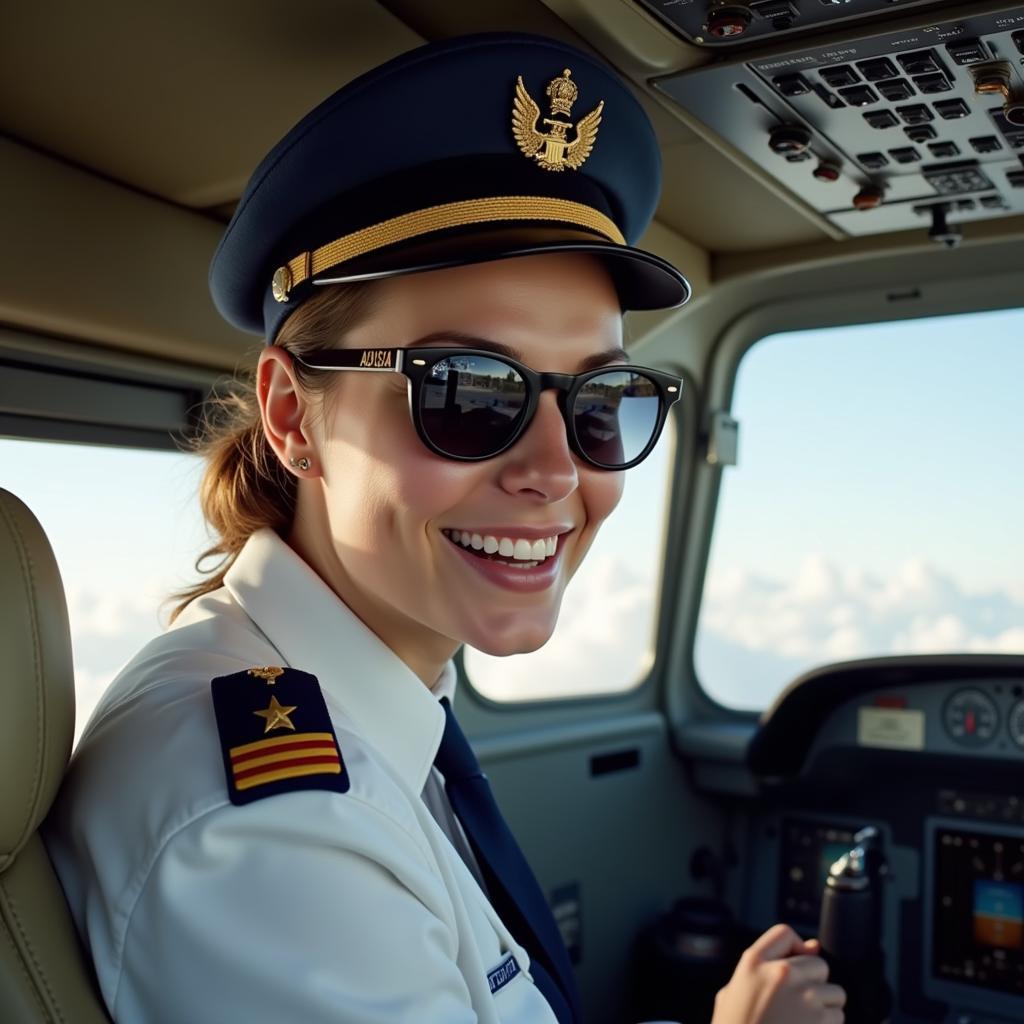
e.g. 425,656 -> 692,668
285,492 -> 460,689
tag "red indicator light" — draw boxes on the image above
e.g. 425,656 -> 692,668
874,695 -> 908,708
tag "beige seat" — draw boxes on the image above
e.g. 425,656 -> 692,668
0,488 -> 112,1022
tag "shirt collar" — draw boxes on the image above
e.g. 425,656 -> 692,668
223,527 -> 453,793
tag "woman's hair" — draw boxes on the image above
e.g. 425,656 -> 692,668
164,282 -> 379,624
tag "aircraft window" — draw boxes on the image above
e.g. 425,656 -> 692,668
696,307 -> 1024,711
1,438 -> 207,744
464,418 -> 675,702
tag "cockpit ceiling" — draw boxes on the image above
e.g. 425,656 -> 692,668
1,0 -> 1022,271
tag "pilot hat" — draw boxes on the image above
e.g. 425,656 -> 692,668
209,31 -> 691,343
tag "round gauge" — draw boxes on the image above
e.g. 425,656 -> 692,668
943,688 -> 999,747
1008,701 -> 1024,750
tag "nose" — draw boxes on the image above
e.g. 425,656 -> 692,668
496,391 -> 579,502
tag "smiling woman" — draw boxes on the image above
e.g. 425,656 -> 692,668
37,27 -> 834,1024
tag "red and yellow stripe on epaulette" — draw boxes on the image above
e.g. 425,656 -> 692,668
211,665 -> 350,805
229,731 -> 342,791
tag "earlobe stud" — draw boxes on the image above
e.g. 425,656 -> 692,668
289,456 -> 312,471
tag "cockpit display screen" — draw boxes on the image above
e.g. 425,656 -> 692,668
933,826 -> 1024,996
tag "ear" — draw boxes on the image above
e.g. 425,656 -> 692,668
256,346 -> 319,476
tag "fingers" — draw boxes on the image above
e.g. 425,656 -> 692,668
819,983 -> 847,1008
799,981 -> 847,1013
781,954 -> 830,986
744,922 -> 808,962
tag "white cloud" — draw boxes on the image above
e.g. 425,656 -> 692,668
64,582 -> 172,745
698,554 -> 1024,710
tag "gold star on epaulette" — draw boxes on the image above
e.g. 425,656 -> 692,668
253,695 -> 298,733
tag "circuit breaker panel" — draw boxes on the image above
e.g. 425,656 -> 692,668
654,4 -> 1024,239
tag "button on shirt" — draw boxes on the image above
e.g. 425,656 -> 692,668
43,527 -> 559,1024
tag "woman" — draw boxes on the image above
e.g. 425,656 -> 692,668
44,30 -> 845,1024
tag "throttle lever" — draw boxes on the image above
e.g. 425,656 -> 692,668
818,826 -> 893,1024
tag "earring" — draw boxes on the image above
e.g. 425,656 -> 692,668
289,456 -> 311,471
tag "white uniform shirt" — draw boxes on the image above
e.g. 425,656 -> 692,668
43,527 -> 559,1024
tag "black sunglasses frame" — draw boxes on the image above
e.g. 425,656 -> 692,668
292,346 -> 683,470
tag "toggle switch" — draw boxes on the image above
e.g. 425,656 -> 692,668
707,5 -> 753,38
768,124 -> 813,155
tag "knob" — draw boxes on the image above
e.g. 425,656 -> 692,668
706,5 -> 753,38
813,161 -> 841,182
853,184 -> 884,210
1004,94 -> 1024,129
768,124 -> 812,155
971,62 -> 1011,101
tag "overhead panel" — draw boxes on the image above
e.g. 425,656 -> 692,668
637,0 -> 964,48
653,4 -> 1024,240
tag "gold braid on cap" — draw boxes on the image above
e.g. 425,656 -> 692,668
270,195 -> 625,303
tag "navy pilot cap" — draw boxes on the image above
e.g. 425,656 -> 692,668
209,31 -> 691,343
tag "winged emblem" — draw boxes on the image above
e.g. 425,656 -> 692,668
512,71 -> 604,172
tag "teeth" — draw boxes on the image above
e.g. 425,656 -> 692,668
443,529 -> 562,564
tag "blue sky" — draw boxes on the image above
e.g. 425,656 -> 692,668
696,306 -> 1024,708
709,307 -> 1023,593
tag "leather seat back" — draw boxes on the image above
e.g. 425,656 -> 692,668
0,487 -> 111,1022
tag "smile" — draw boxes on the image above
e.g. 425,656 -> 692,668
440,528 -> 560,570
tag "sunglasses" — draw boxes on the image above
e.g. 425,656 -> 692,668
292,347 -> 682,470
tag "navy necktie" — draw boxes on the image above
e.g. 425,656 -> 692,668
434,697 -> 581,1024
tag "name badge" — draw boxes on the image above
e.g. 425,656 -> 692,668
487,953 -> 521,995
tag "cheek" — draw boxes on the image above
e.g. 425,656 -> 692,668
569,470 -> 624,571
324,391 -> 487,541
584,470 -> 625,527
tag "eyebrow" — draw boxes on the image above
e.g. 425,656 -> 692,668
406,330 -> 630,372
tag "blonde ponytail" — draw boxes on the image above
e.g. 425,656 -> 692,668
165,281 -> 379,623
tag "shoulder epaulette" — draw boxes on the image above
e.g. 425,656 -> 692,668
210,665 -> 349,805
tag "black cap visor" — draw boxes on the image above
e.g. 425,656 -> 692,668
308,224 -> 691,313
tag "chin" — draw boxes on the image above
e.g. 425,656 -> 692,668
461,614 -> 557,658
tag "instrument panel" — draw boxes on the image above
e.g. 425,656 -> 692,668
739,656 -> 1024,1022
805,677 -> 1024,762
927,821 -> 1024,1001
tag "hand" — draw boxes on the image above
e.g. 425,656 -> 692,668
711,923 -> 846,1024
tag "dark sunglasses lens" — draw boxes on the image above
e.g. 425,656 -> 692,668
419,356 -> 527,457
574,371 -> 662,467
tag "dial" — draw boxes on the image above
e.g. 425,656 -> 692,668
943,688 -> 999,747
1008,701 -> 1024,750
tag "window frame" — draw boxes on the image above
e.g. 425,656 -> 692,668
0,326 -> 223,451
672,272 -> 1024,727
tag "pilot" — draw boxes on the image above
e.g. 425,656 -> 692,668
43,30 -> 845,1024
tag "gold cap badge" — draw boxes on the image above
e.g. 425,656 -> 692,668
271,266 -> 293,303
512,68 -> 604,173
